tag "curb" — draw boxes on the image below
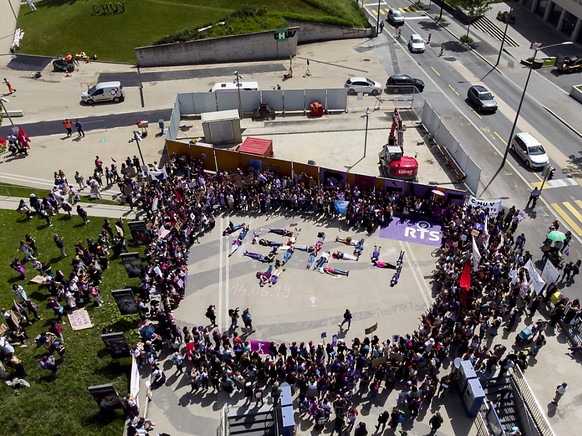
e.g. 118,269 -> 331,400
542,105 -> 582,140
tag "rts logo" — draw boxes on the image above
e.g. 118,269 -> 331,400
403,220 -> 440,241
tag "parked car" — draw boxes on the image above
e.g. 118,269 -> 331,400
510,132 -> 549,169
467,85 -> 497,113
344,77 -> 383,96
81,81 -> 124,105
386,74 -> 424,93
408,34 -> 425,53
386,9 -> 405,26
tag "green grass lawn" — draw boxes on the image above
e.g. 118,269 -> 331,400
0,210 -> 144,435
17,0 -> 368,63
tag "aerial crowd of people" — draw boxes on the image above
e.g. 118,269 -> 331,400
1,153 -> 580,436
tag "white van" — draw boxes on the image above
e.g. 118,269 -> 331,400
211,81 -> 259,93
81,81 -> 124,104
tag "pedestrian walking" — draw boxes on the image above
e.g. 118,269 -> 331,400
75,119 -> 85,137
375,410 -> 390,432
26,0 -> 37,12
25,234 -> 39,257
242,308 -> 254,332
552,382 -> 567,405
19,240 -> 36,261
205,304 -> 217,327
53,234 -> 66,257
76,204 -> 90,224
229,307 -> 240,330
63,119 -> 72,137
429,411 -> 444,434
3,78 -> 15,94
74,171 -> 85,189
526,187 -> 540,209
254,385 -> 264,406
338,309 -> 352,330
379,21 -> 385,33
171,351 -> 184,374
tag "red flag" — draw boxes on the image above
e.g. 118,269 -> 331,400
18,127 -> 30,147
173,188 -> 183,203
459,259 -> 471,309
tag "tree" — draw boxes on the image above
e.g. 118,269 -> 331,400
452,0 -> 491,37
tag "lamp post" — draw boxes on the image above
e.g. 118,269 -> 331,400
495,8 -> 512,67
498,41 -> 573,171
0,97 -> 15,128
363,108 -> 370,158
234,70 -> 243,119
129,130 -> 147,172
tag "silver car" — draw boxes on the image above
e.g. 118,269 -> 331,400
510,132 -> 549,169
408,34 -> 425,53
344,77 -> 383,96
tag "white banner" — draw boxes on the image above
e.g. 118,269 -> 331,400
472,236 -> 481,271
468,195 -> 502,217
525,260 -> 546,294
541,259 -> 560,285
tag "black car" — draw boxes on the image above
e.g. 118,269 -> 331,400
386,74 -> 425,93
467,85 -> 498,113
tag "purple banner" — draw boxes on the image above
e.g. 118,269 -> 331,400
250,340 -> 271,355
320,168 -> 347,189
379,217 -> 442,246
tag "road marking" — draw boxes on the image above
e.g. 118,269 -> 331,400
533,172 -> 543,182
448,84 -> 459,96
531,178 -> 578,189
564,201 -> 582,223
551,203 -> 582,236
577,200 -> 582,209
372,10 -> 379,16
494,131 -> 507,145
471,108 -> 482,119
402,241 -> 431,309
431,67 -> 440,76
218,218 -> 224,330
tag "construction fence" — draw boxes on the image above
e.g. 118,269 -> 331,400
166,140 -> 466,205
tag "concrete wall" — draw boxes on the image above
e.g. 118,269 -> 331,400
135,27 -> 299,68
287,19 -> 374,43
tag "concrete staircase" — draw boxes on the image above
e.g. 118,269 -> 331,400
481,375 -> 522,433
473,17 -> 520,47
227,405 -> 277,436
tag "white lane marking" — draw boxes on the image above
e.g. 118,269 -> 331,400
402,240 -> 432,309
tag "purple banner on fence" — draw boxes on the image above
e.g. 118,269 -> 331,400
250,340 -> 271,355
379,217 -> 442,246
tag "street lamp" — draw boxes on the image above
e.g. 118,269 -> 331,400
0,97 -> 15,128
128,130 -> 147,172
234,71 -> 243,119
499,41 -> 573,171
363,108 -> 370,158
495,8 -> 512,67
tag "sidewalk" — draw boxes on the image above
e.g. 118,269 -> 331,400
0,194 -> 137,219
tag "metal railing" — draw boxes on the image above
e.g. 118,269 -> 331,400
510,366 -> 555,436
217,405 -> 228,436
475,403 -> 493,436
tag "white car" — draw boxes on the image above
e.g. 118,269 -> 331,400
344,77 -> 383,96
510,132 -> 549,169
408,34 -> 425,53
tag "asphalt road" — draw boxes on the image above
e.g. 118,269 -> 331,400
0,108 -> 172,138
367,0 -> 582,300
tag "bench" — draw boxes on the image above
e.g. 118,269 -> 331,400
436,143 -> 467,180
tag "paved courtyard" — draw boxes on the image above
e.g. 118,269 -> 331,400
146,211 -> 474,436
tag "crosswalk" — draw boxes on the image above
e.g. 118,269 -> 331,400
550,200 -> 582,236
363,3 -> 423,15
